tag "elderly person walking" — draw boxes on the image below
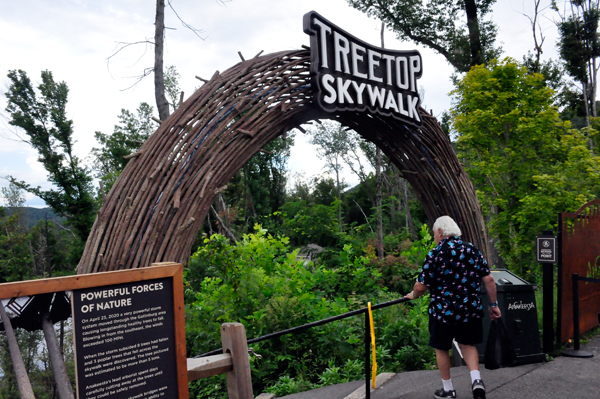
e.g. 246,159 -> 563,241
404,216 -> 501,399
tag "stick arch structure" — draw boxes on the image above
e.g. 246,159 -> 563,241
78,49 -> 489,274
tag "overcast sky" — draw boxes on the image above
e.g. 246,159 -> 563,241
0,0 -> 562,207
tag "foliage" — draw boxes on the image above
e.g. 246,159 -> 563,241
203,134 -> 295,241
185,226 -> 428,396
0,183 -> 78,282
309,121 -> 353,231
375,293 -> 436,372
188,375 -> 228,399
0,207 -> 34,283
347,0 -> 501,72
0,321 -> 76,398
263,358 -> 364,397
279,199 -> 341,248
91,66 -> 179,197
0,185 -> 77,396
91,102 -> 157,193
452,58 -> 600,278
29,219 -> 79,277
4,70 -> 96,242
367,224 -> 435,294
164,65 -> 183,113
238,137 -> 293,221
553,0 -> 600,120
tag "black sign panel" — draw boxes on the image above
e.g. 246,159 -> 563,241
303,11 -> 423,126
536,236 -> 556,263
72,278 -> 178,399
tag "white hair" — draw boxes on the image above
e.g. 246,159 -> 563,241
433,216 -> 462,237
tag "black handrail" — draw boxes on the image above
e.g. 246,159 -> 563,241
577,276 -> 600,284
195,297 -> 411,358
194,296 -> 412,399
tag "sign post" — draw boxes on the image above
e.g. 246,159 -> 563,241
536,231 -> 556,353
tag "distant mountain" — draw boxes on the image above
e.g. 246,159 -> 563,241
4,207 -> 64,229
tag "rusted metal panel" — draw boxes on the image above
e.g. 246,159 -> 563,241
559,199 -> 600,343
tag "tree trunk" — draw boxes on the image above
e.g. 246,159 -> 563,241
464,0 -> 484,67
583,81 -> 591,128
336,165 -> 342,233
590,58 -> 597,152
402,179 -> 417,240
28,240 -> 38,277
376,147 -> 384,259
60,321 -> 64,355
591,57 -> 597,119
388,174 -> 396,232
154,0 -> 170,121
0,302 -> 35,399
376,22 -> 385,258
42,312 -> 74,399
487,206 -> 504,268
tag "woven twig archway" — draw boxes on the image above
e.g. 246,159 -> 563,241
77,49 -> 488,274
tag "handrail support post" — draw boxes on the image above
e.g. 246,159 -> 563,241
365,310 -> 370,399
221,323 -> 254,399
562,274 -> 594,358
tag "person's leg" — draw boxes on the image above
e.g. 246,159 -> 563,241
458,344 -> 484,389
435,349 -> 452,380
458,343 -> 480,371
434,349 -> 456,398
430,316 -> 457,398
430,316 -> 454,381
456,321 -> 486,398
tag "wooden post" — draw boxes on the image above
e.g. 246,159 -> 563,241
0,301 -> 35,399
220,323 -> 253,399
41,312 -> 75,399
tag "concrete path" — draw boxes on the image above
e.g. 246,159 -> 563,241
277,334 -> 600,399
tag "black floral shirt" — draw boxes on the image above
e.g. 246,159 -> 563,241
417,236 -> 490,324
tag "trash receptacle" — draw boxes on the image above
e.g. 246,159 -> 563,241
475,269 -> 545,365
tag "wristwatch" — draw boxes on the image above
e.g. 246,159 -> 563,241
489,301 -> 498,308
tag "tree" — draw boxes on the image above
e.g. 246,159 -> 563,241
518,1 -> 584,127
0,208 -> 33,283
91,102 -> 157,193
452,58 -> 600,276
164,65 -> 183,113
347,0 -> 501,72
341,132 -> 418,241
154,0 -> 169,121
109,1 -> 207,120
203,134 -> 295,240
29,219 -> 77,278
309,122 -> 350,232
4,70 -> 96,243
91,66 -> 179,197
553,0 -> 600,128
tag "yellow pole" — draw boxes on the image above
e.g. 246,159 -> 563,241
368,302 -> 377,388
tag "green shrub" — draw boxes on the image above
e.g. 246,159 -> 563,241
185,225 -> 434,396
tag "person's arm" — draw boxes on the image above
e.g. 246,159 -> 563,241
404,281 -> 428,300
482,274 -> 501,320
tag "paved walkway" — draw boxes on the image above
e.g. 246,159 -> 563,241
278,333 -> 600,399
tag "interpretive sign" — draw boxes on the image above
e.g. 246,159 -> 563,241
536,236 -> 556,263
72,278 -> 177,399
0,263 -> 188,399
303,11 -> 423,126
